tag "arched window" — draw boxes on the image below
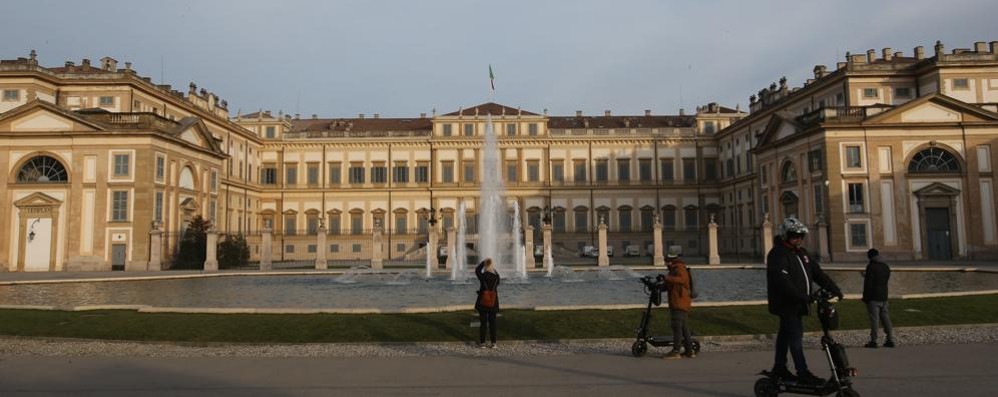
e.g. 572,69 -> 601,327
17,155 -> 68,183
179,167 -> 195,190
908,147 -> 961,173
781,161 -> 797,184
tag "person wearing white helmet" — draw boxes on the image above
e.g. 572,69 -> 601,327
766,217 -> 843,385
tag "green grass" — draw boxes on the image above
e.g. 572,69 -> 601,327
0,294 -> 995,343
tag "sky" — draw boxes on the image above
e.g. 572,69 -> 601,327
2,0 -> 997,119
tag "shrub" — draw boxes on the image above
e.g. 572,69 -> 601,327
174,215 -> 210,269
218,233 -> 250,269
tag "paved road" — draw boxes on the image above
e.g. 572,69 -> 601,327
1,343 -> 996,396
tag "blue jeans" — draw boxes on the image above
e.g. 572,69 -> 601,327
775,314 -> 807,373
866,300 -> 894,343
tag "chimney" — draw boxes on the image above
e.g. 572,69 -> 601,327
543,108 -> 548,117
866,49 -> 876,63
882,48 -> 893,61
991,41 -> 998,54
373,113 -> 380,119
311,114 -> 317,119
975,41 -> 987,53
894,51 -> 903,59
679,108 -> 685,116
101,57 -> 118,71
189,82 -> 197,94
935,40 -> 945,58
836,61 -> 847,69
124,62 -> 132,71
29,49 -> 37,61
604,110 -> 611,117
645,109 -> 651,116
915,46 -> 925,60
65,61 -> 74,67
576,110 -> 582,117
358,113 -> 365,119
81,58 -> 91,68
420,112 -> 426,118
294,113 -> 300,120
813,65 -> 827,78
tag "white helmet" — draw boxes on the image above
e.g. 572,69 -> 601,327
778,217 -> 809,238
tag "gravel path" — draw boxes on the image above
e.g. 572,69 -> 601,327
2,323 -> 995,359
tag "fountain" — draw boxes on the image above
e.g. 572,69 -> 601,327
452,200 -> 470,283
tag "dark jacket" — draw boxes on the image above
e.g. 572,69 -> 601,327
474,261 -> 500,312
664,260 -> 692,312
766,241 -> 841,317
862,258 -> 891,302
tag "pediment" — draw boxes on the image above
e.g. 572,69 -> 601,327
0,101 -> 104,133
757,112 -> 802,146
179,197 -> 200,211
171,117 -> 224,155
913,182 -> 961,197
14,192 -> 63,207
867,93 -> 998,124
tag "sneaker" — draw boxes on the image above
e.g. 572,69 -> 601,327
796,370 -> 825,385
476,343 -> 487,349
883,340 -> 895,348
489,343 -> 497,349
770,366 -> 797,381
663,350 -> 682,359
681,350 -> 697,358
864,341 -> 878,348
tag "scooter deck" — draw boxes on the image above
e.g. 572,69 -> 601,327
757,371 -> 845,396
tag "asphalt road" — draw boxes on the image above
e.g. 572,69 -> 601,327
1,342 -> 996,396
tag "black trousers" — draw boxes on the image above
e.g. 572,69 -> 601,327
670,309 -> 692,352
774,314 -> 808,372
478,309 -> 497,344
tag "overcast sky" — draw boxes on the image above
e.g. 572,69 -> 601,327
3,0 -> 996,118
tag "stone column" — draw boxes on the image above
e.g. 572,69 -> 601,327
762,213 -> 773,264
371,226 -> 383,270
260,227 -> 273,271
541,223 -> 553,272
428,225 -> 440,269
597,217 -> 609,267
204,227 -> 219,271
315,222 -> 328,270
653,215 -> 665,267
524,225 -> 536,268
149,221 -> 163,271
707,216 -> 720,265
817,217 -> 831,262
445,227 -> 456,269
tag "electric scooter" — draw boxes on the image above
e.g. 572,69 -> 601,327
630,274 -> 701,357
754,289 -> 861,397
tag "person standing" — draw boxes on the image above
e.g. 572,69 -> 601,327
475,258 -> 500,348
862,248 -> 895,348
662,248 -> 694,359
766,217 -> 842,384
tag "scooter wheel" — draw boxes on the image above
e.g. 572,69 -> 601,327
836,388 -> 860,397
631,341 -> 648,357
753,377 -> 778,397
692,340 -> 702,353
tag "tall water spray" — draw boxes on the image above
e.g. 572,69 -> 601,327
477,114 -> 528,279
452,200 -> 468,281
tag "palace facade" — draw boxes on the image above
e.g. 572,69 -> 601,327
2,39 -> 998,271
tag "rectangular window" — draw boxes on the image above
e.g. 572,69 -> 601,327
953,78 -> 969,90
551,161 -> 564,182
113,154 -> 130,177
848,183 -> 865,213
704,158 -> 718,181
261,167 -> 277,184
441,162 -> 454,183
553,211 -> 566,233
528,123 -> 538,136
682,158 -> 697,181
154,191 -> 164,222
99,96 -> 114,106
442,124 -> 453,137
862,88 -> 878,98
684,208 -> 698,230
284,215 -> 297,235
618,210 -> 632,232
660,159 -> 674,181
814,184 -> 825,214
638,159 -> 652,182
527,161 -> 540,182
574,211 -> 588,233
573,160 -> 587,182
595,159 -> 608,182
663,210 -> 676,231
506,123 -> 516,136
210,170 -> 218,193
285,165 -> 297,185
463,123 -> 474,136
307,164 -> 319,185
307,216 -> 319,235
393,163 -> 409,183
308,244 -> 317,253
845,146 -> 862,169
415,164 -> 429,183
371,164 -> 387,184
155,155 -> 165,181
329,215 -> 341,235
616,159 -> 630,182
352,244 -> 362,253
286,245 -> 295,254
265,126 -> 275,139
703,121 -> 716,134
2,89 -> 18,101
640,210 -> 654,232
505,161 -> 517,183
351,214 -> 363,234
850,223 -> 868,248
111,191 -> 129,221
463,161 -> 475,183
329,163 -> 341,184
808,150 -> 823,173
349,164 -> 365,184
330,244 -> 339,253
395,215 -> 407,234
894,87 -> 912,98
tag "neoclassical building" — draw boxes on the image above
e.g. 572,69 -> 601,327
2,38 -> 997,271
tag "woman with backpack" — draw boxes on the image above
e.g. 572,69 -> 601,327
475,258 -> 500,348
663,248 -> 695,359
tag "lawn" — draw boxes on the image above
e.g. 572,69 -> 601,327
0,294 -> 994,343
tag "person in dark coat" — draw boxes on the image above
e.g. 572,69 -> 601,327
862,248 -> 895,348
766,217 -> 843,385
662,248 -> 694,359
474,258 -> 500,348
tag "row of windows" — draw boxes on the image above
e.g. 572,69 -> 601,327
441,123 -> 540,137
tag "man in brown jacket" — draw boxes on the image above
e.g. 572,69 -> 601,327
663,247 -> 694,359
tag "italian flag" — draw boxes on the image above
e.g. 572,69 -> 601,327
489,64 -> 495,92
